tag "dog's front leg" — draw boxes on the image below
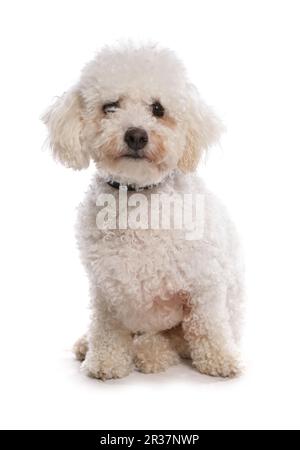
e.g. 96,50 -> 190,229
182,285 -> 241,378
83,301 -> 134,380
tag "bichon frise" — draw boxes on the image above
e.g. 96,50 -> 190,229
43,43 -> 244,380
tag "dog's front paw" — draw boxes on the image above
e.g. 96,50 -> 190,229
83,350 -> 133,380
191,338 -> 242,378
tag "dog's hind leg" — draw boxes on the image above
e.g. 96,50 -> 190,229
73,334 -> 88,361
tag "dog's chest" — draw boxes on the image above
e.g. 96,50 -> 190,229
97,228 -> 193,290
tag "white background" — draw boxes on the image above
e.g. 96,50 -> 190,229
0,0 -> 299,430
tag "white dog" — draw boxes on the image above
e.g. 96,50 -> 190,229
43,43 -> 244,379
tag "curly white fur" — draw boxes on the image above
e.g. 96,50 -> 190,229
43,43 -> 244,380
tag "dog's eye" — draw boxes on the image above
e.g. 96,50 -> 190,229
103,101 -> 120,114
152,101 -> 165,118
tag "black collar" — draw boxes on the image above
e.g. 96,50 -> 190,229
107,180 -> 150,191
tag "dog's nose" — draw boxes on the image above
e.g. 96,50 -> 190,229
124,127 -> 148,151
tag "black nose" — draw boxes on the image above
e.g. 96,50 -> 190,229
124,127 -> 148,151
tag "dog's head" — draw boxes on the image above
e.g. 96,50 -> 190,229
43,44 -> 223,187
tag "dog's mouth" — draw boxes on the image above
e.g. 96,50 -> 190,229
121,150 -> 147,160
122,154 -> 145,159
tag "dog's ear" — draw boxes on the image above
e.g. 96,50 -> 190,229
178,84 -> 224,173
42,88 -> 90,170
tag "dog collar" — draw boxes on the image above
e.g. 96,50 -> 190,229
107,180 -> 150,191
